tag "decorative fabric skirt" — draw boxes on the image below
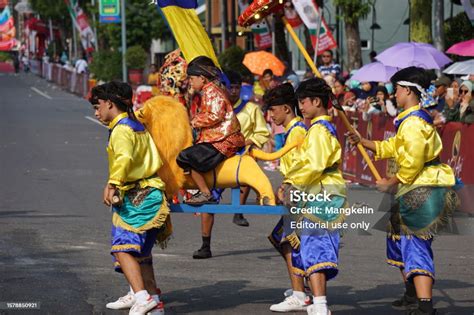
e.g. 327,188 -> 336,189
111,187 -> 172,272
388,186 -> 458,239
385,186 -> 458,281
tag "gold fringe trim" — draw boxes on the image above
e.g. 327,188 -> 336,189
387,233 -> 433,240
291,266 -> 306,277
286,232 -> 301,250
386,259 -> 404,267
306,262 -> 338,276
112,199 -> 173,249
114,261 -> 121,267
111,244 -> 142,251
406,268 -> 434,280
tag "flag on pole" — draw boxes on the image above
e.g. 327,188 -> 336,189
157,0 -> 219,67
292,0 -> 337,55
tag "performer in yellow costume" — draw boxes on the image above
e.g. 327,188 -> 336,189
226,70 -> 270,227
252,83 -> 310,312
280,78 -> 347,315
90,81 -> 170,315
348,67 -> 457,315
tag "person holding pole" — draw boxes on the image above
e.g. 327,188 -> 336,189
279,78 -> 347,315
347,67 -> 457,315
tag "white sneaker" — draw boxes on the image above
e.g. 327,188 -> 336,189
129,297 -> 158,315
306,304 -> 332,315
270,295 -> 308,312
147,301 -> 165,315
106,292 -> 136,310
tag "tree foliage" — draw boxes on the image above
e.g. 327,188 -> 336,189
218,45 -> 251,77
334,0 -> 371,25
30,0 -> 68,20
89,50 -> 122,82
445,12 -> 474,52
97,0 -> 168,51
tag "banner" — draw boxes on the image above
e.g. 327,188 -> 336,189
157,0 -> 219,67
251,21 -> 272,50
0,3 -> 17,51
66,0 -> 96,53
292,0 -> 337,55
99,0 -> 121,23
284,2 -> 303,28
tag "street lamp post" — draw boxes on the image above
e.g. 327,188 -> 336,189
121,0 -> 126,82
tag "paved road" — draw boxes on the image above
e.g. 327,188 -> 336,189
0,73 -> 473,314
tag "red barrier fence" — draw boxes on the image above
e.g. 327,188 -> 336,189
335,112 -> 474,213
36,61 -> 89,98
334,112 -> 474,185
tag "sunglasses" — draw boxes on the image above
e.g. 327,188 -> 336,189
459,89 -> 469,95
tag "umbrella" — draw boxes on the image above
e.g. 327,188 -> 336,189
446,39 -> 474,57
350,61 -> 398,83
376,42 -> 452,69
443,59 -> 474,75
243,51 -> 286,76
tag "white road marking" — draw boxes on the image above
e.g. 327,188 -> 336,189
85,116 -> 107,128
30,87 -> 52,99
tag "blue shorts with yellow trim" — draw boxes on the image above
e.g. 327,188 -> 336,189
268,216 -> 294,256
292,220 -> 340,280
111,225 -> 158,273
386,236 -> 435,281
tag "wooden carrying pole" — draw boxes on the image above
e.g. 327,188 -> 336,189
282,17 -> 382,181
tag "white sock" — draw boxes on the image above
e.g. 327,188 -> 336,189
151,294 -> 160,303
134,290 -> 150,304
293,291 -> 306,302
129,286 -> 134,294
313,296 -> 328,313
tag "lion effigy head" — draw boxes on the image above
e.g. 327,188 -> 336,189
136,95 -> 193,197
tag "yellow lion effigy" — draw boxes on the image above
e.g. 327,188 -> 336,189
136,95 -> 281,205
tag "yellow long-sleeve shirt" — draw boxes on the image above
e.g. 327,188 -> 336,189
234,100 -> 270,148
107,113 -> 165,191
285,115 -> 346,198
374,105 -> 455,197
279,117 -> 307,178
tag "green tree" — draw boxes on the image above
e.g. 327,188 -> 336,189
334,0 -> 371,71
410,0 -> 432,43
30,0 -> 68,20
97,0 -> 169,51
218,45 -> 250,76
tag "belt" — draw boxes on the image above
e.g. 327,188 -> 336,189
424,157 -> 441,167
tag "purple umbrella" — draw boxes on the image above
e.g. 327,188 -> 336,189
350,61 -> 398,83
376,42 -> 452,69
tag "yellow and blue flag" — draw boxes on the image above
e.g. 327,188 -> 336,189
157,0 -> 219,67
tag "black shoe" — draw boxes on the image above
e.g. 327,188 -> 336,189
233,214 -> 249,227
192,247 -> 212,259
392,294 -> 418,310
407,308 -> 437,315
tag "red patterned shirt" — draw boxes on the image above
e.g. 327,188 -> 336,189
191,82 -> 244,156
